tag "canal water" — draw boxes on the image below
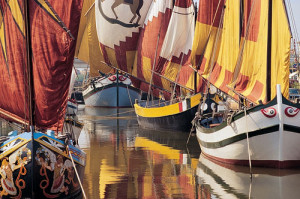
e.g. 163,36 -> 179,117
78,107 -> 300,199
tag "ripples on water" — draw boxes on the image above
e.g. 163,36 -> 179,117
77,107 -> 300,199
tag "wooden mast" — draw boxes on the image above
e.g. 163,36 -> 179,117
24,0 -> 35,131
24,0 -> 36,198
266,0 -> 272,101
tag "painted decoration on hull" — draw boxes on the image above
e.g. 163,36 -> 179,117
95,0 -> 153,73
0,133 -> 86,198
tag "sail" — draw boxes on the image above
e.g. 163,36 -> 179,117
0,0 -> 28,124
0,0 -> 83,131
132,0 -> 174,97
75,0 -> 111,77
132,0 -> 195,98
95,0 -> 152,73
196,0 -> 291,104
191,0 -> 225,79
270,0 -> 291,99
207,0 -> 240,95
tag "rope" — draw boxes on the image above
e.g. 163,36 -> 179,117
126,85 -> 134,108
67,145 -> 87,199
244,107 -> 252,179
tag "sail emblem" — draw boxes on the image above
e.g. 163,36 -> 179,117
261,107 -> 277,118
98,0 -> 144,27
285,107 -> 300,117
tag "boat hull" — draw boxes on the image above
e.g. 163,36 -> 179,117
83,83 -> 140,108
196,95 -> 300,168
135,93 -> 202,132
83,74 -> 141,108
0,132 -> 86,198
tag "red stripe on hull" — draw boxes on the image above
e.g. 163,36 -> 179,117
202,152 -> 300,169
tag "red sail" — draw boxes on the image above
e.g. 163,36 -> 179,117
0,0 -> 83,132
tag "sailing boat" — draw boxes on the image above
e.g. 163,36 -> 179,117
195,0 -> 300,168
0,0 -> 86,198
75,0 -> 141,108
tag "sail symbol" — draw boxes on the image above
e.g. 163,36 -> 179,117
98,0 -> 144,27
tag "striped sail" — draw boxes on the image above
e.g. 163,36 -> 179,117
133,0 -> 195,99
75,0 -> 111,77
192,0 -> 291,104
0,0 -> 83,131
191,0 -> 225,81
95,0 -> 152,73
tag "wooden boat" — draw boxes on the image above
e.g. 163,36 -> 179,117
194,0 -> 299,168
197,155 -> 300,199
82,72 -> 141,107
75,0 -> 141,108
135,93 -> 201,132
93,0 -> 206,131
0,0 -> 86,198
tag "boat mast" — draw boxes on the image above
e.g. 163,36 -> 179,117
266,0 -> 272,101
24,0 -> 35,130
24,1 -> 35,198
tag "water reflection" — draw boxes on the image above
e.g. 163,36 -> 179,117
196,155 -> 300,199
78,107 -> 300,199
78,107 -> 201,199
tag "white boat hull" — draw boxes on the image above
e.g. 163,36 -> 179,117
196,93 -> 300,168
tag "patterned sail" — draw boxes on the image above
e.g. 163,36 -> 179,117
95,0 -> 153,73
191,0 -> 225,80
0,0 -> 83,131
270,0 -> 291,99
75,0 -> 111,77
194,0 -> 291,104
132,0 -> 195,98
206,0 -> 240,95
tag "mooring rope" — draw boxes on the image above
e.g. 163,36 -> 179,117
244,107 -> 252,179
67,145 -> 87,199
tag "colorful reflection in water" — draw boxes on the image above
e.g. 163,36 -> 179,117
78,107 -> 300,199
78,107 -> 201,199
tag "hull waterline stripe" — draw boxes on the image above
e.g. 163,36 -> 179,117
198,124 -> 300,149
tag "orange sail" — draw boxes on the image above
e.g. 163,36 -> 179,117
0,0 -> 83,131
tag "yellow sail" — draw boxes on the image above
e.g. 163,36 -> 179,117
210,0 -> 240,95
191,0 -> 225,80
271,0 -> 291,99
75,0 -> 111,77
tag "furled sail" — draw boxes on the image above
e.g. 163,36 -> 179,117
75,0 -> 111,77
132,0 -> 195,99
0,0 -> 83,131
95,0 -> 152,73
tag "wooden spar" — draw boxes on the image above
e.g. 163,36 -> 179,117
170,54 -> 185,103
266,0 -> 272,101
147,25 -> 161,107
84,2 -> 95,16
100,61 -> 172,94
145,68 -> 194,92
24,0 -> 34,131
24,0 -> 36,198
0,109 -> 29,126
